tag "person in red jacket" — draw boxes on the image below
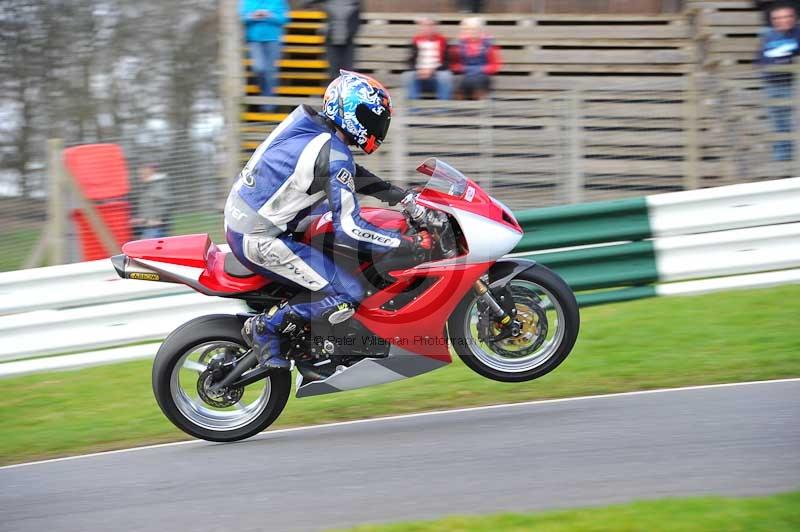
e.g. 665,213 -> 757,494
449,16 -> 501,100
403,17 -> 453,100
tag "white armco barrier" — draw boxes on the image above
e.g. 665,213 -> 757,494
647,177 -> 800,237
0,293 -> 246,361
0,243 -> 245,368
1,178 -> 799,378
0,259 -> 188,315
654,222 -> 800,282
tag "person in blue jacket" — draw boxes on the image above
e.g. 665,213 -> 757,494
225,71 -> 432,370
757,1 -> 800,161
240,0 -> 289,110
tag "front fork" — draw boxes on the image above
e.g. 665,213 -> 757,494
474,279 -> 521,339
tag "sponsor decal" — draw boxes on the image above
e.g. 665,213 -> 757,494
351,228 -> 394,245
130,272 -> 160,281
335,168 -> 355,191
229,205 -> 248,221
316,211 -> 333,229
241,169 -> 256,188
285,262 -> 322,287
465,186 -> 475,202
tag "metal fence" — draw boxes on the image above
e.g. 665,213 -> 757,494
371,65 -> 800,211
1,65 -> 799,272
1,123 -> 227,272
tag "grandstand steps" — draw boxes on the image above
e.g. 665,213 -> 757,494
241,9 -> 329,151
284,34 -> 325,44
246,85 -> 325,96
233,4 -> 784,201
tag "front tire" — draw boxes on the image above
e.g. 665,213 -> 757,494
449,265 -> 580,383
152,314 -> 291,442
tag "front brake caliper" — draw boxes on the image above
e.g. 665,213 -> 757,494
475,280 -> 521,341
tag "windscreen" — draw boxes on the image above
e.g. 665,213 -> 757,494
415,158 -> 468,198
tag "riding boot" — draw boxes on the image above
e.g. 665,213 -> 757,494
242,303 -> 302,370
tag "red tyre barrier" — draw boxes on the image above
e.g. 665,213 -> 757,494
63,143 -> 132,260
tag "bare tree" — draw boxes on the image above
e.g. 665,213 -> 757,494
0,0 -> 221,198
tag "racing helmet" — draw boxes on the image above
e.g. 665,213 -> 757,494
321,70 -> 392,154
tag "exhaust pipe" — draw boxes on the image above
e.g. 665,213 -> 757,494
111,254 -> 127,279
110,254 -> 163,282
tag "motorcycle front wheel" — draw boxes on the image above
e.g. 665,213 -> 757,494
152,314 -> 291,442
448,265 -> 580,383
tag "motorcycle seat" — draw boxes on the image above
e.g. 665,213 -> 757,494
223,252 -> 257,278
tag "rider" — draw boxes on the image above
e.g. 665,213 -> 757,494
225,70 -> 432,370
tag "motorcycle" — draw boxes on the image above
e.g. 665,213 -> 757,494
111,158 -> 580,442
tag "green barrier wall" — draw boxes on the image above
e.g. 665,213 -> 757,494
514,197 -> 652,251
512,196 -> 656,307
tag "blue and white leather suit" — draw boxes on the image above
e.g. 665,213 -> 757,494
224,105 -> 406,359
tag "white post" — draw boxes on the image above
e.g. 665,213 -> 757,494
794,63 -> 800,177
478,98 -> 494,193
47,138 -> 67,265
220,0 -> 244,186
566,89 -> 583,204
392,87 -> 408,186
683,71 -> 701,190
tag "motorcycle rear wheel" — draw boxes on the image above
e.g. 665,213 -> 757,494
448,265 -> 580,383
152,314 -> 291,442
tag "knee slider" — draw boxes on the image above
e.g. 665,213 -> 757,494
325,302 -> 356,325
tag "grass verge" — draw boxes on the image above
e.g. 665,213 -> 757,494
1,285 -> 799,465
336,491 -> 800,532
0,227 -> 42,272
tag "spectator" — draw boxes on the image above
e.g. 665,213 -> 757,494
449,17 -> 501,100
757,1 -> 800,161
402,17 -> 453,100
240,0 -> 289,111
300,0 -> 362,79
132,163 -> 170,239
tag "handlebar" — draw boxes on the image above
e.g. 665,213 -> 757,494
402,195 -> 458,259
401,192 -> 426,224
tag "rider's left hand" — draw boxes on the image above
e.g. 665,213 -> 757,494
414,230 -> 433,251
401,230 -> 432,250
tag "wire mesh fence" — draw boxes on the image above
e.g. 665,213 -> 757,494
0,123 -> 227,272
376,65 -> 800,210
1,65 -> 799,272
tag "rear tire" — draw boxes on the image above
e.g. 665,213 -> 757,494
152,314 -> 291,442
448,265 -> 579,383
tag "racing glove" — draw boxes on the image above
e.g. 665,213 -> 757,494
401,230 -> 434,261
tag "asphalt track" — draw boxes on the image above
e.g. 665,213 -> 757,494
2,379 -> 799,532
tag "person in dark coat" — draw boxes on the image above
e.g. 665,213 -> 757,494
757,1 -> 800,161
132,163 -> 170,239
300,0 -> 362,80
449,17 -> 501,100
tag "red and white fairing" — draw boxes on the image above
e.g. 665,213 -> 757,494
114,159 -> 523,397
